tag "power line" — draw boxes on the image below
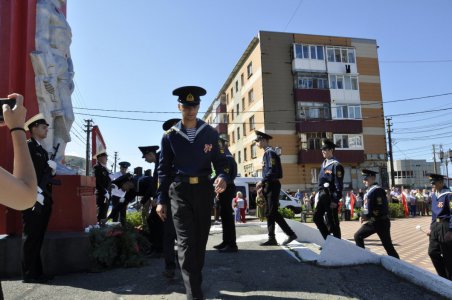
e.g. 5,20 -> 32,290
283,0 -> 303,31
72,91 -> 452,115
380,59 -> 452,64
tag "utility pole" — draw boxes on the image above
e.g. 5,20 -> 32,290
386,117 -> 395,187
84,119 -> 93,176
432,144 -> 438,173
113,152 -> 118,173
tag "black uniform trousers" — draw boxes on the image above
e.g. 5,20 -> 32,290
21,201 -> 52,279
163,203 -> 177,271
218,183 -> 237,246
147,207 -> 164,252
428,221 -> 452,280
169,181 -> 214,300
264,180 -> 295,239
354,217 -> 399,259
108,196 -> 121,222
108,196 -> 128,226
314,190 -> 341,239
96,194 -> 109,222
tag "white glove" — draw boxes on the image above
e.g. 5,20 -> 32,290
36,187 -> 44,205
323,182 -> 330,188
104,189 -> 110,200
119,197 -> 125,203
47,160 -> 57,175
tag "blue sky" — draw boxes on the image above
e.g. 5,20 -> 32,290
66,0 -> 452,174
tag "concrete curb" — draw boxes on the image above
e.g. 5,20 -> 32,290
317,235 -> 380,266
381,256 -> 452,299
283,218 -> 451,298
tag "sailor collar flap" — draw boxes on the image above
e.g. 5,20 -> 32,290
323,159 -> 339,168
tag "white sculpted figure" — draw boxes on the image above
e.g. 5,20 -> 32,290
30,0 -> 75,173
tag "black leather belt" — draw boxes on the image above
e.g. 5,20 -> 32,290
436,218 -> 450,223
174,176 -> 210,184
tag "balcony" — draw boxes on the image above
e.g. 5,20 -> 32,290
211,123 -> 227,134
294,89 -> 330,103
298,149 -> 365,164
296,119 -> 362,134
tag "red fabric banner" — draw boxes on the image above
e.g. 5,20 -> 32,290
401,192 -> 409,217
350,192 -> 356,217
91,125 -> 106,165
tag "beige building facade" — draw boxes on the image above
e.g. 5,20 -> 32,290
204,31 -> 388,192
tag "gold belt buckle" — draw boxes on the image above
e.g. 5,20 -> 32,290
189,177 -> 199,184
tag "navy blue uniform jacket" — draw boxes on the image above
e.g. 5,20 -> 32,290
157,119 -> 229,205
262,146 -> 282,183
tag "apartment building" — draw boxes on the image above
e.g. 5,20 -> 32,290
203,31 -> 388,191
390,159 -> 437,189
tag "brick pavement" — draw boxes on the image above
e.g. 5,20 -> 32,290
304,216 -> 436,275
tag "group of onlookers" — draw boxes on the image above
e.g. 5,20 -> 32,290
389,187 -> 432,217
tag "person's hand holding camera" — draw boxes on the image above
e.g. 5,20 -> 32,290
1,93 -> 26,129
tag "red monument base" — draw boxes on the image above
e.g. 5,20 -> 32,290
0,175 -> 96,235
48,175 -> 97,232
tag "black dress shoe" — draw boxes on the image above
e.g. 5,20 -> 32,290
218,244 -> 238,253
260,239 -> 278,246
162,268 -> 175,279
213,242 -> 226,250
22,274 -> 53,284
282,234 -> 297,246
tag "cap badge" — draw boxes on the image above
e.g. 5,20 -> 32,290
187,93 -> 194,102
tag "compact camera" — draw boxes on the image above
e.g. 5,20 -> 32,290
0,98 -> 17,123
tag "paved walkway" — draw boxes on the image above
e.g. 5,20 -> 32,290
304,216 -> 435,274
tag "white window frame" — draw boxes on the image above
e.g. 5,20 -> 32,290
333,134 -> 364,150
311,168 -> 319,184
326,46 -> 356,63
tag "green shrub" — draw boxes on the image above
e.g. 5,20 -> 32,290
126,211 -> 143,228
388,203 -> 405,218
279,207 -> 295,219
351,208 -> 362,220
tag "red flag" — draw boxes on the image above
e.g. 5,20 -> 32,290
350,192 -> 356,217
91,125 -> 107,166
401,192 -> 409,217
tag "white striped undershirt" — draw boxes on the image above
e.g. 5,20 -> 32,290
186,128 -> 196,143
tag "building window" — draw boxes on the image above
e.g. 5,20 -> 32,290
251,143 -> 257,158
238,151 -> 241,164
241,73 -> 244,86
230,87 -> 233,98
329,75 -> 359,90
242,98 -> 245,111
332,105 -> 362,119
248,89 -> 254,103
294,44 -> 324,61
311,168 -> 319,184
296,76 -> 328,89
333,134 -> 363,149
247,62 -> 253,78
231,109 -> 234,121
235,80 -> 239,92
236,104 -> 239,116
232,131 -> 235,144
243,123 -> 246,136
297,102 -> 330,120
307,132 -> 326,150
249,115 -> 255,131
244,147 -> 248,161
237,127 -> 241,140
326,47 -> 356,63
